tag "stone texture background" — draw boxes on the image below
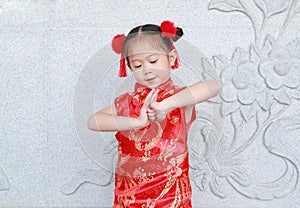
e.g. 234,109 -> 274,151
1,0 -> 300,207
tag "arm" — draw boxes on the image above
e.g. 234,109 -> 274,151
162,80 -> 220,112
87,88 -> 157,132
148,80 -> 219,121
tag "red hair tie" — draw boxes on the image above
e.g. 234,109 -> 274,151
160,20 -> 179,69
160,20 -> 177,39
111,34 -> 127,77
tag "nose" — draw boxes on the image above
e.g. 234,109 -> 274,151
143,67 -> 152,75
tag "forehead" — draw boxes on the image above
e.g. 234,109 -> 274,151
126,35 -> 167,57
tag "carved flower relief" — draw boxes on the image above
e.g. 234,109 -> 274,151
220,60 -> 266,118
221,61 -> 266,104
189,129 -> 250,199
220,37 -> 300,117
259,46 -> 300,104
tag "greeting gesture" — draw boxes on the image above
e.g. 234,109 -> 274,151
147,89 -> 169,122
137,88 -> 158,127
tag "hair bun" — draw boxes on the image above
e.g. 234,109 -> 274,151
160,20 -> 177,39
112,34 -> 126,54
173,27 -> 183,42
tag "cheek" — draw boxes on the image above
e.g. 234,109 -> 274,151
160,58 -> 172,69
132,70 -> 144,80
153,67 -> 170,75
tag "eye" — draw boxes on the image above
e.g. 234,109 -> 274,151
150,59 -> 158,64
134,64 -> 142,68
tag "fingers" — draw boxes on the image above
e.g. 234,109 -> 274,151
149,101 -> 158,111
148,112 -> 156,121
143,89 -> 156,107
148,116 -> 156,121
143,88 -> 158,108
151,89 -> 158,103
143,88 -> 159,121
147,108 -> 155,113
147,109 -> 156,117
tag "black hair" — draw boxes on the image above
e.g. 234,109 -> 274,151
123,23 -> 184,59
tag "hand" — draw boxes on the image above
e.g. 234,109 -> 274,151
147,90 -> 170,122
135,88 -> 157,129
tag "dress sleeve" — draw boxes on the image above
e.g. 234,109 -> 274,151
113,92 -> 131,116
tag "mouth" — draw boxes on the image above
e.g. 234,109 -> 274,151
145,77 -> 156,82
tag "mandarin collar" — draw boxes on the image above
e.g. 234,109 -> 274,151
133,78 -> 174,93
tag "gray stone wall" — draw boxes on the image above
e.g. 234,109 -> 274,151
0,0 -> 299,207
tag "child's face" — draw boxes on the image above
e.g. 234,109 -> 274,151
127,42 -> 177,89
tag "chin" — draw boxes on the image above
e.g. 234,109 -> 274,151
144,83 -> 157,89
140,81 -> 159,88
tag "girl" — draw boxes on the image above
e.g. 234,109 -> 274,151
88,20 -> 219,207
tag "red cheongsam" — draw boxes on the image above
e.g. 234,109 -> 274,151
113,78 -> 196,207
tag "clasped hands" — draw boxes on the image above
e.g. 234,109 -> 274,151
138,88 -> 169,127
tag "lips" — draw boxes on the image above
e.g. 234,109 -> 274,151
145,77 -> 156,82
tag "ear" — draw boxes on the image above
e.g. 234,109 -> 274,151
168,49 -> 178,67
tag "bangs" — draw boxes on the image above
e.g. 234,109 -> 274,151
124,34 -> 170,58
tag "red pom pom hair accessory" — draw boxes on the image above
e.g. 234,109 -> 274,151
111,34 -> 127,77
160,20 -> 179,69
